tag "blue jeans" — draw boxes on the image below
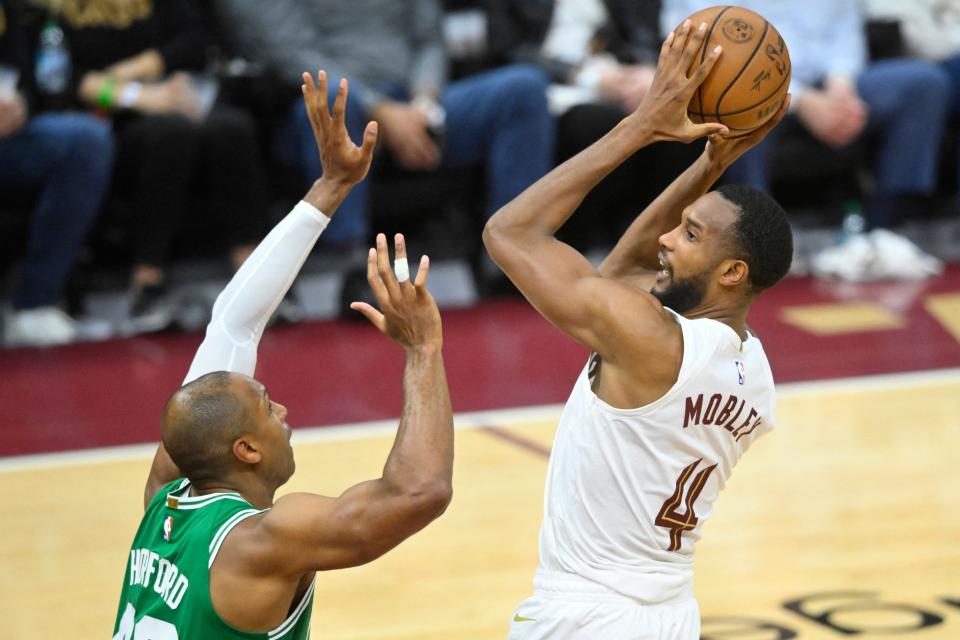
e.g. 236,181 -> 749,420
277,65 -> 554,244
0,112 -> 114,309
724,59 -> 950,227
939,53 -> 960,114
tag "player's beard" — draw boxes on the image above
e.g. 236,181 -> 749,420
651,272 -> 709,313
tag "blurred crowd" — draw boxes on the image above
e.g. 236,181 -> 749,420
1,0 -> 958,347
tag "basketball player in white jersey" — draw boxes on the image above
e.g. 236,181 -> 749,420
484,21 -> 793,639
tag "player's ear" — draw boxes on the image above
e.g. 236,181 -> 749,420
718,258 -> 749,288
233,436 -> 262,465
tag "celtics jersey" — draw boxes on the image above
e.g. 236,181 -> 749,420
113,478 -> 315,639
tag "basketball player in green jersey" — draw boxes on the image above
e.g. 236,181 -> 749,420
113,71 -> 453,639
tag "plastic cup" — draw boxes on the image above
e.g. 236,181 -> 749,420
0,65 -> 20,98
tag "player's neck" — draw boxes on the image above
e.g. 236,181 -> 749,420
190,477 -> 277,509
682,301 -> 750,341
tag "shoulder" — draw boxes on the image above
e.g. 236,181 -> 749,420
212,493 -> 328,574
587,282 -> 685,385
588,280 -> 682,354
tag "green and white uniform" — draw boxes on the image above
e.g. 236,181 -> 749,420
113,202 -> 332,637
112,478 -> 315,639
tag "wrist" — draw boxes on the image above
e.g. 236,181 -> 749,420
698,147 -> 723,174
304,177 -> 353,215
405,342 -> 443,358
117,82 -> 143,109
618,114 -> 657,146
97,78 -> 118,110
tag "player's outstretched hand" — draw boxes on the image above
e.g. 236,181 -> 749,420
631,19 -> 729,144
350,233 -> 443,352
705,94 -> 791,172
301,70 -> 378,186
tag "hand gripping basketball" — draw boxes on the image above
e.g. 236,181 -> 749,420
680,6 -> 792,136
632,19 -> 729,144
705,93 -> 791,174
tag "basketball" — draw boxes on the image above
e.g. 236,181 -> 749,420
678,5 -> 791,136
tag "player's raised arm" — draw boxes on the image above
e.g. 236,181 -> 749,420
239,233 -> 453,572
600,96 -> 790,284
482,21 -> 725,356
143,71 -> 379,507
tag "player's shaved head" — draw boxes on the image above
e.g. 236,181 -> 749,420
162,371 -> 257,482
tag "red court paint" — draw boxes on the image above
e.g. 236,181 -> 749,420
2,264 -> 959,457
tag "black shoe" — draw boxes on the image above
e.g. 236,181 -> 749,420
474,253 -> 518,298
339,266 -> 377,320
127,284 -> 174,334
269,288 -> 307,326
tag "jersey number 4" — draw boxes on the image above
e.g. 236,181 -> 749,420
655,458 -> 717,552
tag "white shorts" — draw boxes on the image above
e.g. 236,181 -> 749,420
507,570 -> 700,640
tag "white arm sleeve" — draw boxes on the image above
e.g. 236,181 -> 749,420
183,201 -> 330,385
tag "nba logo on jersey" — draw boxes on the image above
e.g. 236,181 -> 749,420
735,360 -> 745,385
162,515 -> 173,542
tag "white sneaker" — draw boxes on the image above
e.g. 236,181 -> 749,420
810,234 -> 882,282
868,228 -> 944,280
4,306 -> 79,347
811,230 -> 944,282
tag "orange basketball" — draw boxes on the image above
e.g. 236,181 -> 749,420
677,6 -> 791,136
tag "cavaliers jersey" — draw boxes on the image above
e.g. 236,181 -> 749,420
537,310 -> 776,603
113,479 -> 315,639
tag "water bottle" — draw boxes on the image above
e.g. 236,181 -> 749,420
35,21 -> 71,95
840,199 -> 865,242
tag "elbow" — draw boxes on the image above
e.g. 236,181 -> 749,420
481,215 -> 500,251
409,480 -> 453,520
431,481 -> 454,515
482,212 -> 511,264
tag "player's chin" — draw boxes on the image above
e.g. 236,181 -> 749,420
653,270 -> 672,291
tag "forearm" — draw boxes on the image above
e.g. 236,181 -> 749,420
108,50 -> 166,82
600,151 -> 720,277
486,116 -> 654,243
183,179 -> 351,384
382,346 -> 453,502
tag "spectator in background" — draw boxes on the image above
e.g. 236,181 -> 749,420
214,0 -> 553,279
0,0 -> 113,347
29,0 -> 272,332
486,0 -> 701,247
865,1 -> 960,189
663,0 -> 950,281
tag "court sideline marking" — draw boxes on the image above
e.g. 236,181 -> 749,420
479,426 -> 552,459
2,367 -> 958,473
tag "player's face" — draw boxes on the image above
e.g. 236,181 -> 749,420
651,192 -> 739,313
248,381 -> 296,485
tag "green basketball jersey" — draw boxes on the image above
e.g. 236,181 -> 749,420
113,478 -> 314,639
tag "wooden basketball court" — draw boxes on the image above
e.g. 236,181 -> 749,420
2,369 -> 958,639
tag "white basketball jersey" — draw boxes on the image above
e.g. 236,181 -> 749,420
538,310 -> 777,603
